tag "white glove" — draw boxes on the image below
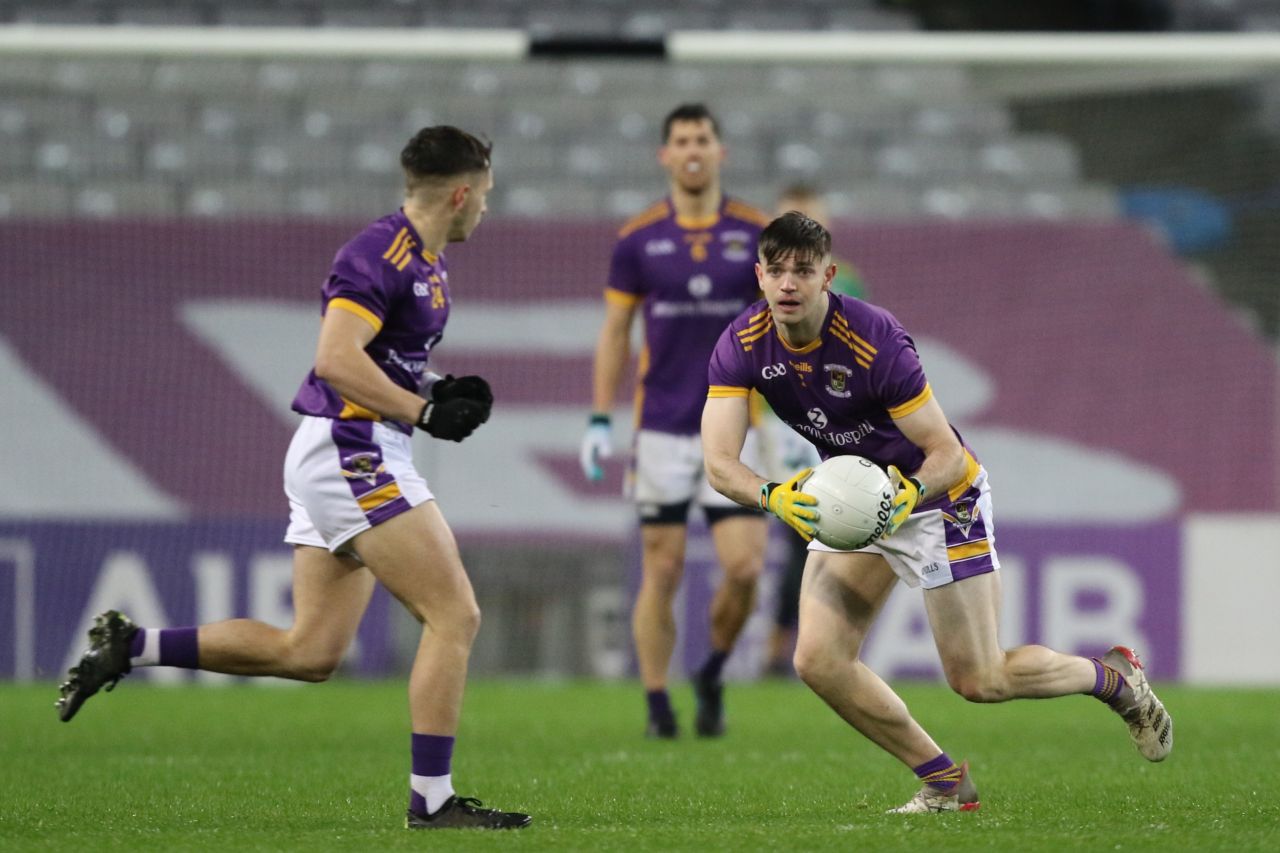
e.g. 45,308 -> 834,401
579,415 -> 614,481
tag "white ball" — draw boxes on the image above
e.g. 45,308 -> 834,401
801,456 -> 894,551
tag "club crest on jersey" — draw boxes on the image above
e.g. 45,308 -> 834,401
720,230 -> 752,262
341,452 -> 386,485
824,364 -> 852,398
942,500 -> 980,536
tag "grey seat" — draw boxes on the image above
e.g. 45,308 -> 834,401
912,103 -> 1013,139
145,138 -> 242,177
35,137 -> 138,179
977,136 -> 1081,183
51,59 -> 153,94
249,136 -> 348,177
500,183 -> 601,218
290,183 -> 401,219
0,182 -> 72,218
93,99 -> 192,139
874,140 -> 972,180
828,183 -> 921,221
1020,185 -> 1120,220
152,60 -> 256,95
114,3 -> 207,26
919,184 -> 1021,220
73,182 -> 179,218
185,181 -> 289,217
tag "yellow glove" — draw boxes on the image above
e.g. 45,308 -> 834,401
760,468 -> 819,541
882,465 -> 925,539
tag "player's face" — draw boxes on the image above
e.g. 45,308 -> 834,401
659,119 -> 723,194
448,169 -> 493,242
758,251 -> 834,326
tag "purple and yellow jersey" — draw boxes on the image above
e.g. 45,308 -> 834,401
607,195 -> 768,435
292,210 -> 450,434
707,292 -> 981,510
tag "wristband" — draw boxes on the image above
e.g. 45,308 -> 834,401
759,481 -> 779,511
589,413 -> 611,427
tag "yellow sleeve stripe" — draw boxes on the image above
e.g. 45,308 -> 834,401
708,385 -> 750,398
738,324 -> 774,347
830,327 -> 875,365
832,314 -> 878,355
948,451 -> 982,502
947,539 -> 990,561
357,481 -> 402,512
338,397 -> 382,421
748,308 -> 770,324
736,316 -> 772,337
886,383 -> 933,418
618,201 -> 670,237
604,287 -> 643,307
329,298 -> 383,333
725,200 -> 770,226
382,227 -> 410,261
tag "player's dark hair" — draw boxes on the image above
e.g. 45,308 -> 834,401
661,103 -> 720,143
758,211 -> 832,266
400,125 -> 492,189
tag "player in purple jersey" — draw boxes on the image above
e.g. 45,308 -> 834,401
56,126 -> 530,831
580,104 -> 771,739
702,212 -> 1172,814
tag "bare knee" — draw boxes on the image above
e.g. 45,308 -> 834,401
946,667 -> 1009,703
286,643 -> 346,683
720,554 -> 763,588
793,640 -> 841,690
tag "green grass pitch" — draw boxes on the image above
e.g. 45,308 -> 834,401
2,679 -> 1278,851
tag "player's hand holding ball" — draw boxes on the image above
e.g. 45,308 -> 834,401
579,414 -> 613,481
417,373 -> 492,442
759,468 -> 819,541
881,464 -> 924,539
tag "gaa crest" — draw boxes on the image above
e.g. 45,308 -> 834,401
942,499 -> 980,537
824,364 -> 852,398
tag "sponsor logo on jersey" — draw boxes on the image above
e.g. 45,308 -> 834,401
761,363 -> 787,379
942,499 -> 980,537
650,299 -> 745,318
923,561 -> 942,575
789,360 -> 813,374
807,408 -> 828,429
789,417 -> 876,448
645,238 -> 677,256
687,274 -> 712,298
824,364 -> 852,398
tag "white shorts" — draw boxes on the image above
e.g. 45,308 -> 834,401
629,428 -> 765,522
808,467 -> 999,590
284,416 -> 432,554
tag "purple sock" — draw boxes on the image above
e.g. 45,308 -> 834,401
699,649 -> 730,683
646,689 -> 673,722
1090,658 -> 1133,710
913,752 -> 962,792
409,733 -> 455,815
157,628 -> 200,669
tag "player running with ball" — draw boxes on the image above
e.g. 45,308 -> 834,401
700,211 -> 1172,813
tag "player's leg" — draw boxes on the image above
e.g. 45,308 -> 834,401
693,509 -> 767,736
351,500 -> 530,829
795,545 -> 980,814
56,546 -> 373,721
634,519 -> 689,737
765,534 -> 806,677
919,471 -> 1171,761
925,572 -> 1173,760
629,429 -> 701,737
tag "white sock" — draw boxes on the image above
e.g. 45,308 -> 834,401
130,629 -> 161,667
410,773 -> 455,814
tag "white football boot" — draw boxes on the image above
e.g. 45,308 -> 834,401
1102,645 -> 1173,762
887,761 -> 980,814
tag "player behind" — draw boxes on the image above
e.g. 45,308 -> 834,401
56,126 -> 531,830
701,212 -> 1172,813
580,103 -> 771,738
761,184 -> 867,677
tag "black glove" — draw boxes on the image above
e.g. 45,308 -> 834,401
432,374 -> 493,409
416,396 -> 488,442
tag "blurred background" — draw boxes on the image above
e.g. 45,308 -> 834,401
1,0 -> 1277,687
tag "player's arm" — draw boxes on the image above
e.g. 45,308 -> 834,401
590,294 -> 638,416
880,394 -> 967,536
701,395 -> 766,506
704,395 -> 818,539
314,303 -> 425,423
